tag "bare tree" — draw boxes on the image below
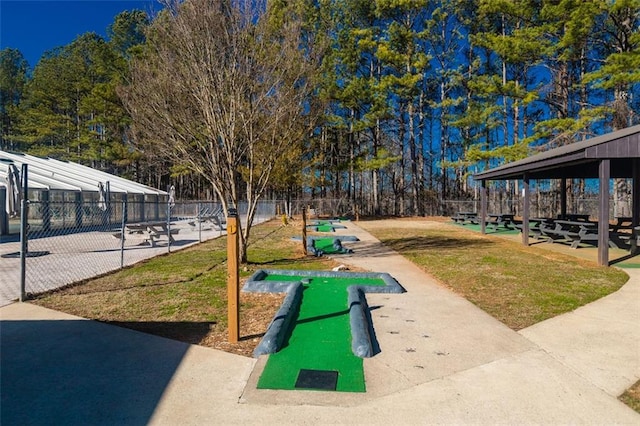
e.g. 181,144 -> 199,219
120,0 -> 321,262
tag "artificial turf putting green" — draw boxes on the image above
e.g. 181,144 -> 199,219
256,275 -> 386,392
312,237 -> 347,254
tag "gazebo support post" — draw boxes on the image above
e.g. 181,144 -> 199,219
598,159 -> 610,266
480,180 -> 487,234
522,174 -> 530,246
560,178 -> 567,219
633,159 -> 639,229
632,159 -> 640,255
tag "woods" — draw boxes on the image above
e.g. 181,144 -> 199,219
1,0 -> 639,218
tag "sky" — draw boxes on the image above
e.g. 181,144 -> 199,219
1,0 -> 162,69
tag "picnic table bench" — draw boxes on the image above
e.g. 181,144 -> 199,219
484,214 -> 515,231
611,216 -> 634,232
514,217 -> 553,239
188,206 -> 226,232
188,215 -> 226,231
112,221 -> 179,247
540,220 -> 598,249
451,211 -> 479,225
558,213 -> 591,222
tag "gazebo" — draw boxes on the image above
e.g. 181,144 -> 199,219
474,125 -> 640,266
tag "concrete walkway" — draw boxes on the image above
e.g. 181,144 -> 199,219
1,220 -> 639,425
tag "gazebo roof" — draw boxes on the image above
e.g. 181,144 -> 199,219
474,125 -> 640,181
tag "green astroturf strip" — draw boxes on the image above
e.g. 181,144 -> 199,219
451,222 -> 520,235
313,238 -> 342,253
617,261 -> 640,269
316,224 -> 335,232
257,275 -> 385,392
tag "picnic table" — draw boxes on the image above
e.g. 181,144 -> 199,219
559,213 -> 591,222
611,216 -> 633,231
188,215 -> 226,232
514,217 -> 554,239
540,219 -> 598,248
484,213 -> 515,231
113,221 -> 180,247
451,211 -> 479,225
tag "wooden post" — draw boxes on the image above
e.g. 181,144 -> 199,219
598,160 -> 610,266
227,209 -> 240,343
560,178 -> 567,219
522,174 -> 530,246
302,207 -> 308,256
480,180 -> 487,234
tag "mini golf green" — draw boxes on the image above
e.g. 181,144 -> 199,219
244,270 -> 404,392
311,237 -> 352,254
306,220 -> 348,233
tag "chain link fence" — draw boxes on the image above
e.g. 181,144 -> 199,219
0,200 -> 276,305
284,195 -> 622,220
1,189 -> 630,305
442,196 -> 621,221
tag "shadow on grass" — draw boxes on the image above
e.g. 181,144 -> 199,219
378,235 -> 495,252
609,251 -> 640,267
33,259 -> 227,297
247,257 -> 325,268
104,321 -> 216,346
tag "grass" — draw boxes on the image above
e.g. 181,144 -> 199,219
32,219 -> 340,357
357,220 -> 629,331
619,380 -> 640,413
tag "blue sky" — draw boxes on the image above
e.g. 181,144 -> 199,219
1,0 -> 161,68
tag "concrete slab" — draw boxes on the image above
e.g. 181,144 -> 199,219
356,349 -> 640,425
1,303 -> 256,425
520,268 -> 640,396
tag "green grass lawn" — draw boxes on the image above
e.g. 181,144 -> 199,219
358,220 -> 629,330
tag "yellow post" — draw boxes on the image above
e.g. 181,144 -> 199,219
226,209 -> 239,343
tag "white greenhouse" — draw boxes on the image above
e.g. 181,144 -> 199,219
0,151 -> 170,236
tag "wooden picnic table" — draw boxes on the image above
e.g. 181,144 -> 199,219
540,219 -> 598,248
451,211 -> 479,224
484,213 -> 515,230
611,216 -> 634,231
514,217 -> 554,239
559,213 -> 591,222
121,221 -> 180,247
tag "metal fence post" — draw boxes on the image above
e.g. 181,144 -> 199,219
120,200 -> 126,269
19,164 -> 28,302
167,200 -> 171,253
0,187 -> 6,236
197,202 -> 202,243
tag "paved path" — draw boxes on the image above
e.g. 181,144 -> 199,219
1,219 -> 639,424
